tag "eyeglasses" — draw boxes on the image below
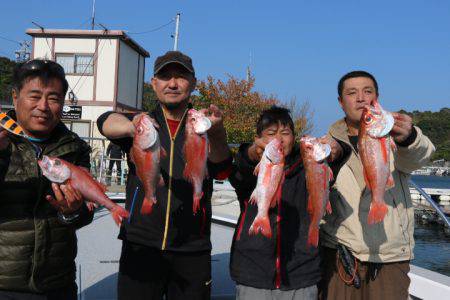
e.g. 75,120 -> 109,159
20,59 -> 66,78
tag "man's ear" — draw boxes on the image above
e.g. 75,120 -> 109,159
190,77 -> 197,93
151,77 -> 157,90
12,89 -> 18,109
338,96 -> 344,110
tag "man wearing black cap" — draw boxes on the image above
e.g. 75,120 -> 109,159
97,51 -> 232,300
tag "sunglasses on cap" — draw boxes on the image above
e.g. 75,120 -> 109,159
19,59 -> 66,78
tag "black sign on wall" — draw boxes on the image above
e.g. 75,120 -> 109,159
62,105 -> 82,120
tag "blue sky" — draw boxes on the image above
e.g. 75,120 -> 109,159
1,0 -> 449,135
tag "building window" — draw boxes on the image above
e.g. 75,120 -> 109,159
56,54 -> 94,75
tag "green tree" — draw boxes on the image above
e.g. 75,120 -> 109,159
142,82 -> 158,112
0,56 -> 16,107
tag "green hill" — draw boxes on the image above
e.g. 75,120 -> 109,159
399,108 -> 450,161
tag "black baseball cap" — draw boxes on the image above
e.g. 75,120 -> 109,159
153,51 -> 195,75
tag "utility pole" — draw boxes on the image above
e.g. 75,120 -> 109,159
173,13 -> 180,51
15,41 -> 31,62
91,0 -> 96,30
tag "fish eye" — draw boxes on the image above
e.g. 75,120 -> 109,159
54,160 -> 61,166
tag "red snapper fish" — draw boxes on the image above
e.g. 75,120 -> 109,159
300,136 -> 333,247
248,138 -> 285,238
358,100 -> 395,224
130,113 -> 162,215
183,109 -> 211,214
38,155 -> 129,226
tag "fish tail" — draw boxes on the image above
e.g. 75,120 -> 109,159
140,197 -> 155,215
307,224 -> 319,247
111,205 -> 130,226
368,201 -> 388,224
248,215 -> 272,239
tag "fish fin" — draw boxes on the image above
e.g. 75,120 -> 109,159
158,176 -> 165,187
160,147 -> 167,159
386,173 -> 395,189
129,150 -> 135,163
248,215 -> 272,239
327,165 -> 334,182
307,195 -> 314,215
307,224 -> 319,247
270,173 -> 284,208
76,168 -> 107,192
140,197 -> 155,215
248,190 -> 258,205
253,162 -> 261,176
326,200 -> 332,214
193,192 -> 203,215
367,201 -> 388,225
111,205 -> 130,226
363,168 -> 371,191
379,137 -> 389,164
86,202 -> 97,212
390,139 -> 397,152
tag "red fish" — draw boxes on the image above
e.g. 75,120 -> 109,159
130,113 -> 162,215
183,109 -> 210,214
248,138 -> 285,238
38,155 -> 129,226
358,100 -> 395,224
300,136 -> 333,247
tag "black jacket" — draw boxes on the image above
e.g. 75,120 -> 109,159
97,104 -> 232,252
229,142 -> 348,290
0,111 -> 93,293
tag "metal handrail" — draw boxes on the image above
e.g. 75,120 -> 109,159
409,179 -> 450,228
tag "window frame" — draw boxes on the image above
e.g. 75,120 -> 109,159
55,53 -> 94,76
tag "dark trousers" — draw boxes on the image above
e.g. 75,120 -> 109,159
108,159 -> 122,175
319,247 -> 410,300
117,241 -> 211,300
0,283 -> 77,300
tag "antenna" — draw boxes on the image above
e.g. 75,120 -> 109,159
31,21 -> 44,31
246,51 -> 252,82
173,13 -> 181,51
91,0 -> 96,30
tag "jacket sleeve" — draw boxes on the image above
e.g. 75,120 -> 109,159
0,145 -> 11,184
394,126 -> 436,174
228,143 -> 258,206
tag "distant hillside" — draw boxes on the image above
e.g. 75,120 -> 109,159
399,108 -> 450,161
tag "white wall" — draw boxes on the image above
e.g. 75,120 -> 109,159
33,37 -> 52,59
55,38 -> 95,53
81,105 -> 113,138
95,39 -> 117,102
117,41 -> 139,108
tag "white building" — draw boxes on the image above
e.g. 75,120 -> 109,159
26,29 -> 150,138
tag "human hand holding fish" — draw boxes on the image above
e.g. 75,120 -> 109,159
248,136 -> 267,163
200,104 -> 225,137
46,182 -> 84,215
318,136 -> 343,163
390,112 -> 413,143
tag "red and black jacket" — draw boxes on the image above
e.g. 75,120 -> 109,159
97,104 -> 232,252
229,142 -> 348,290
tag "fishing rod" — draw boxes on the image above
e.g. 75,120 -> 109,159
409,179 -> 450,228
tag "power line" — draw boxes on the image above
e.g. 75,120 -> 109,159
0,35 -> 21,45
127,19 -> 174,35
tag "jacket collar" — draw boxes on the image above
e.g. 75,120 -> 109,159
7,109 -> 77,146
329,118 -> 366,193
